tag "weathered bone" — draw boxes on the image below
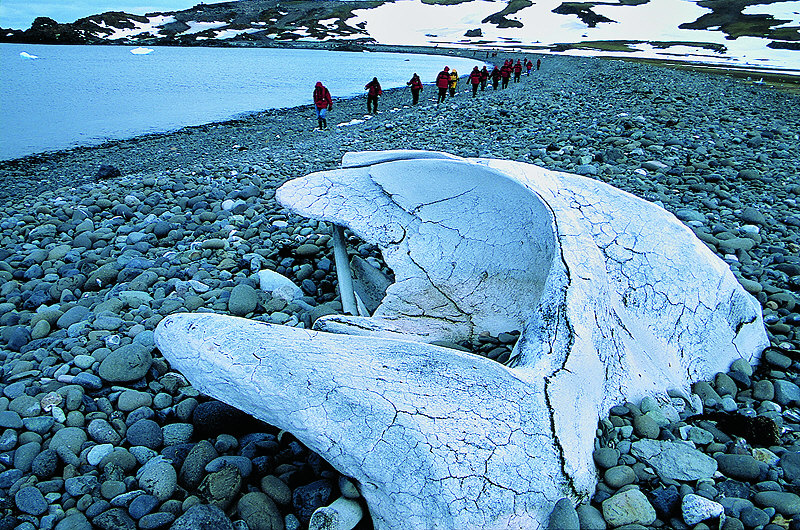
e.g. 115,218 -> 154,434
155,151 -> 767,530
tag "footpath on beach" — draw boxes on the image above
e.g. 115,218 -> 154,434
0,52 -> 799,529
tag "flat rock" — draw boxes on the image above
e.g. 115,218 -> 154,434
631,439 -> 717,481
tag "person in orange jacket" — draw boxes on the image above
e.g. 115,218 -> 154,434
436,66 -> 450,104
312,81 -> 332,130
365,77 -> 382,114
469,66 -> 481,97
407,73 -> 423,105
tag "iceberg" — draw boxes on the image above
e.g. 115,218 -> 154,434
19,52 -> 39,59
130,47 -> 154,55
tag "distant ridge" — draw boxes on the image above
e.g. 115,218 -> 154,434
1,0 -> 798,70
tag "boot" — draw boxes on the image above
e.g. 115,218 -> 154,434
322,119 -> 327,129
317,118 -> 323,130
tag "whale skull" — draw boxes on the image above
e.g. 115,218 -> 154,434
155,150 -> 767,529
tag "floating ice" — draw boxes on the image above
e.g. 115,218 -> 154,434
130,47 -> 154,55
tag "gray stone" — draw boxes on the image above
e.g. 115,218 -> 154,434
13,441 -> 40,472
65,474 -> 100,496
128,493 -> 159,519
162,423 -> 193,446
753,380 -> 775,401
72,372 -> 103,390
0,410 -> 23,428
593,447 -> 620,469
781,452 -> 800,482
601,489 -> 656,527
31,448 -> 58,478
682,493 -> 723,526
54,512 -> 92,530
57,305 -> 91,328
773,380 -> 800,406
715,454 -> 761,482
753,490 -> 800,516
548,497 -> 579,530
228,284 -> 258,317
604,465 -> 636,489
206,455 -> 252,477
137,456 -> 177,501
88,418 -> 122,445
9,395 -> 41,417
237,491 -> 283,530
261,475 -> 292,506
138,512 -> 175,529
117,390 -> 152,412
740,505 -> 770,527
98,344 -> 153,382
126,419 -> 163,449
170,503 -> 235,530
576,503 -> 606,529
49,426 -> 87,454
15,485 -> 48,515
180,440 -> 218,490
92,507 -> 136,530
631,439 -> 717,481
633,414 -> 660,439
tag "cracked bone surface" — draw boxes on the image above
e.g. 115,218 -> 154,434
155,150 -> 768,529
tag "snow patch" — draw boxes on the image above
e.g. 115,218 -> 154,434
99,15 -> 175,40
180,21 -> 227,35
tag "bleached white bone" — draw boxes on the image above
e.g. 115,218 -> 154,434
155,151 -> 767,530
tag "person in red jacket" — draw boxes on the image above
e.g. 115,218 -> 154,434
513,60 -> 523,82
468,66 -> 481,97
525,59 -> 533,76
480,66 -> 489,91
500,61 -> 511,89
435,66 -> 450,104
490,66 -> 501,90
365,77 -> 382,114
407,73 -> 423,105
312,81 -> 332,130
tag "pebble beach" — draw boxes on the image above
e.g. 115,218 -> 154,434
1,51 -> 799,530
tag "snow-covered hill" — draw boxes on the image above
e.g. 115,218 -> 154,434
2,0 -> 798,72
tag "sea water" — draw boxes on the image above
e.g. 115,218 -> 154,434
0,43 -> 485,160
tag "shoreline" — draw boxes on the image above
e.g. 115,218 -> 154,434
2,42 -> 798,171
0,49 -> 799,529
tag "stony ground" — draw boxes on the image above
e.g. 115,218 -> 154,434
0,53 -> 799,530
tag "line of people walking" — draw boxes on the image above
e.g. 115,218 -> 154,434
312,56 -> 542,129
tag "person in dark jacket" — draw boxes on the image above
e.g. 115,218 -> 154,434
490,66 -> 501,90
436,66 -> 450,104
312,81 -> 332,130
407,73 -> 423,105
513,60 -> 523,82
469,66 -> 481,97
480,66 -> 489,91
365,77 -> 382,114
537,58 -> 541,70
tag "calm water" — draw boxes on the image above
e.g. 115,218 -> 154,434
0,44 -> 484,160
